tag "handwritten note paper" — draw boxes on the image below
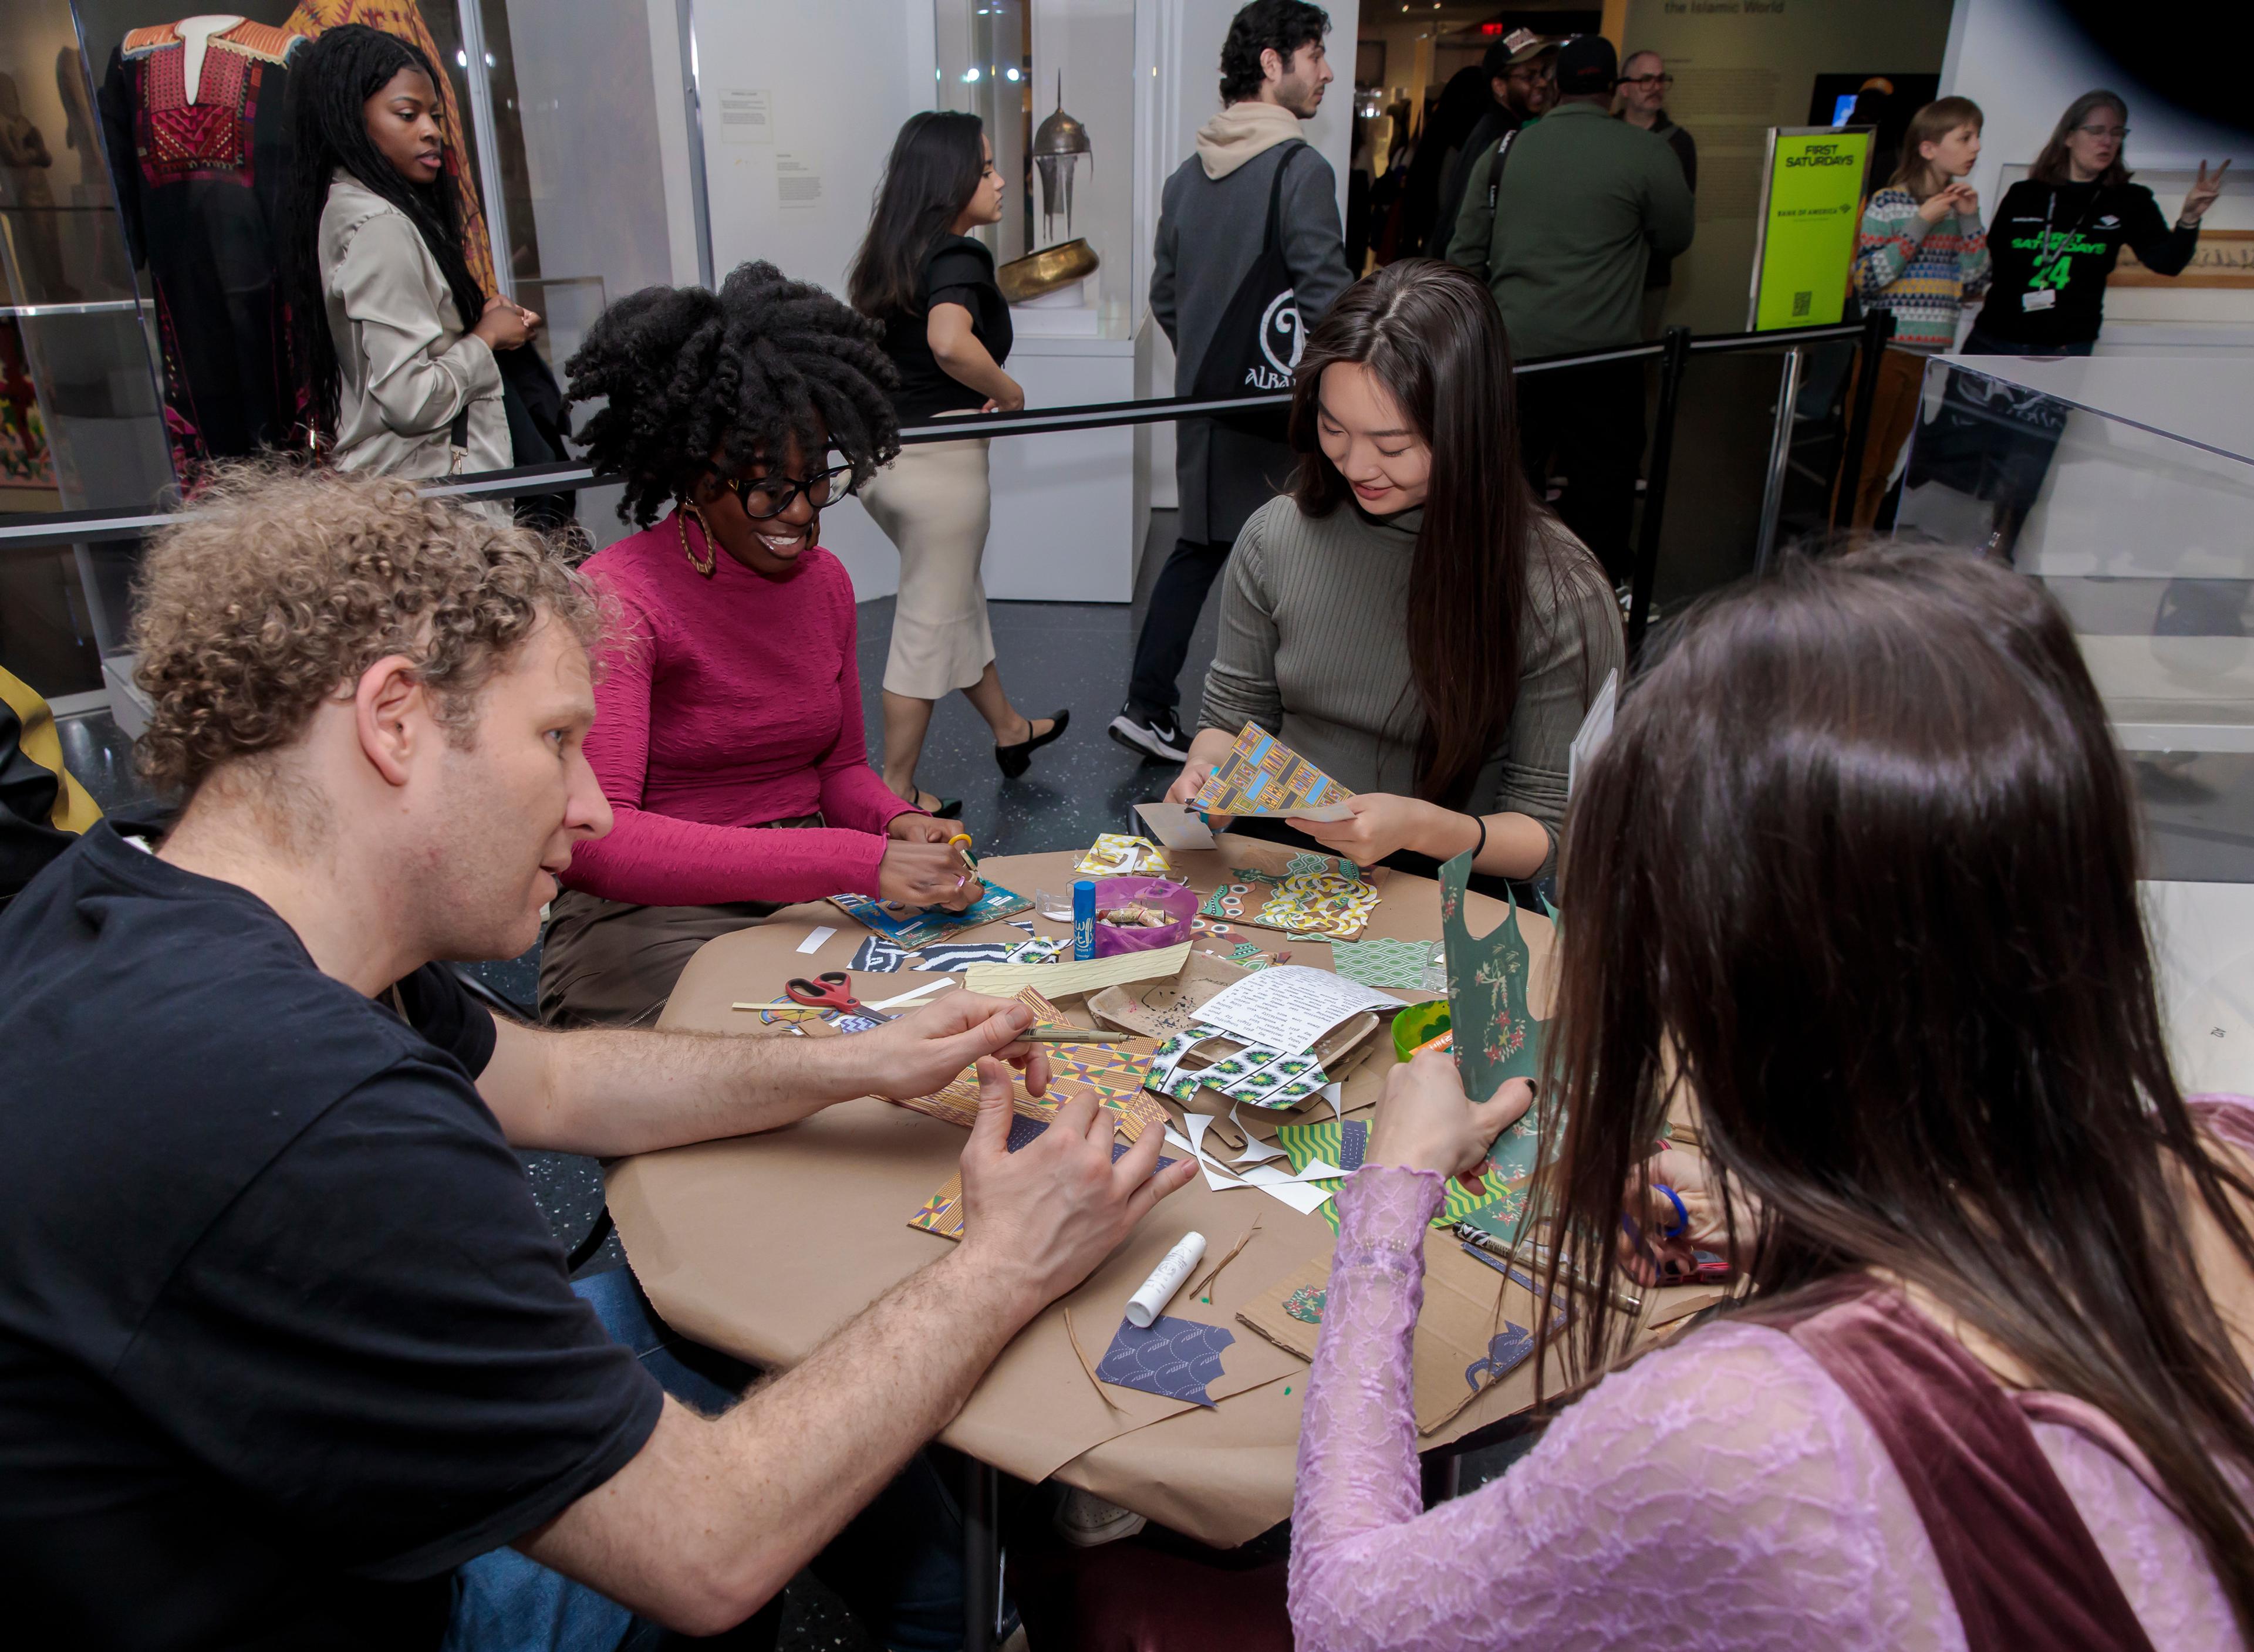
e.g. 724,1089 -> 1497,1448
1193,965 -> 1399,1058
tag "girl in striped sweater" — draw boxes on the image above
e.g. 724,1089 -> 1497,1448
1841,97 -> 1990,527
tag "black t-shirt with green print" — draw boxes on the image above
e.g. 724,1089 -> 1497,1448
1975,179 -> 2198,348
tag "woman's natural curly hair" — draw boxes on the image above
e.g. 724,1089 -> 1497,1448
567,260 -> 901,527
131,465 -> 602,795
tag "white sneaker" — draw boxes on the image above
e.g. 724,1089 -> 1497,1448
1055,1487 -> 1147,1548
1108,707 -> 1191,763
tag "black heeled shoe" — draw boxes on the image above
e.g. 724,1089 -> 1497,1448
907,789 -> 962,820
995,709 -> 1069,779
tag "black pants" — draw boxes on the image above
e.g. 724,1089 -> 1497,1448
1516,360 -> 1644,583
1127,536 -> 1233,717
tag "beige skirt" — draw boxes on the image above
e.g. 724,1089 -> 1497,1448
860,434 -> 996,700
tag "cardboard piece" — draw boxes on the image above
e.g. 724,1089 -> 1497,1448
1438,849 -> 1541,1101
829,882 -> 1033,949
1191,723 -> 1356,821
1135,800 -> 1217,850
963,940 -> 1193,998
1236,1232 -> 1563,1433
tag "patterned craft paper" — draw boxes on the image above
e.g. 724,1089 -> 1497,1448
1273,1117 -> 1370,1175
1095,1315 -> 1237,1407
849,933 -> 1059,974
1328,937 -> 1448,994
1190,724 -> 1355,820
1076,834 -> 1172,877
1202,855 -> 1382,941
1437,849 -> 1541,1101
893,987 -> 1168,1138
828,881 -> 1032,950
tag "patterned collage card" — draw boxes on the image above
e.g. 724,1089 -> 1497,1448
1190,724 -> 1355,820
1201,855 -> 1382,941
828,881 -> 1032,950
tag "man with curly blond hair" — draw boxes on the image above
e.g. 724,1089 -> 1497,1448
0,468 -> 1190,1650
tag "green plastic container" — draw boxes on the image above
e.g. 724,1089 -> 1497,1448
1391,998 -> 1452,1063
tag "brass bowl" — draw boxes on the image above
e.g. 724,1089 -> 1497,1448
997,238 -> 1099,304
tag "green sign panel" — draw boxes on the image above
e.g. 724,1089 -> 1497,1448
1750,127 -> 1873,331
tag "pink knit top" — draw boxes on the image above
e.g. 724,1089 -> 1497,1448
1290,1116 -> 2250,1650
561,513 -> 916,907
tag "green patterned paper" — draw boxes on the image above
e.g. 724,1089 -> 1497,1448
1436,850 -> 1540,1100
1328,936 -> 1448,993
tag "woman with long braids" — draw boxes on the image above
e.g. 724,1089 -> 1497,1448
1288,546 -> 2254,1648
538,263 -> 975,1028
1163,258 -> 1621,888
849,111 -> 1065,816
279,23 -> 538,479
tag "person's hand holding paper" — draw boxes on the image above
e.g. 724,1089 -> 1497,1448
1287,792 -> 1480,867
849,993 -> 1054,1106
1368,1053 -> 1533,1180
956,1058 -> 1198,1309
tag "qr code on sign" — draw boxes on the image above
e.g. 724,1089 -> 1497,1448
1791,290 -> 1812,317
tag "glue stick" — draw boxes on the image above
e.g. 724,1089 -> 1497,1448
1125,1231 -> 1207,1328
1072,879 -> 1097,960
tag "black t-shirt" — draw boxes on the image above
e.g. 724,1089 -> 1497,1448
0,825 -> 662,1650
1976,178 -> 2198,347
878,234 -> 1014,424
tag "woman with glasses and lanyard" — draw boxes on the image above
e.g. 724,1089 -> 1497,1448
1969,89 -> 2226,356
536,262 -> 978,1028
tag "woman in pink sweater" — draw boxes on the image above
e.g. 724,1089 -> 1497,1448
536,263 -> 977,1026
1293,547 -> 2254,1648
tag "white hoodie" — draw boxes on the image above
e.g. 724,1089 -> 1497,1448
1195,99 -> 1305,180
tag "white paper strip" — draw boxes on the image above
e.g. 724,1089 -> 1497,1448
863,977 -> 956,1011
796,926 -> 837,954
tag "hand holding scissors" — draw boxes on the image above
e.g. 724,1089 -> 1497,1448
784,971 -> 895,1023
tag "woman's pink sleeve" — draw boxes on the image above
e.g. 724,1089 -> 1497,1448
813,580 -> 920,836
562,599 -> 889,907
1288,1168 -> 1935,1652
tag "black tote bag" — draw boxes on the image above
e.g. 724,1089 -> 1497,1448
1188,141 -> 1312,440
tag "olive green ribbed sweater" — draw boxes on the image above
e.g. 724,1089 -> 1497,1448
1197,495 -> 1624,878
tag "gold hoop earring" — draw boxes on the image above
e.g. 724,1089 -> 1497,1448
677,498 -> 716,578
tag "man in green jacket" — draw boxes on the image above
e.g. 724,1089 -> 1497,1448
1445,35 -> 1693,579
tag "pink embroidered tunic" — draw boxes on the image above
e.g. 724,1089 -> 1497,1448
561,514 -> 915,907
1290,1133 -> 2247,1650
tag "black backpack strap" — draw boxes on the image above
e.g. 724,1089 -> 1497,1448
1260,140 -> 1310,254
1484,127 -> 1520,211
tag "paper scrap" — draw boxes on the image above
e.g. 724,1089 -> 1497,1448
1568,668 -> 1619,798
1135,800 -> 1217,851
829,882 -> 1031,950
1202,861 -> 1382,940
1077,834 -> 1172,877
964,940 -> 1192,998
1328,937 -> 1448,994
1096,1315 -> 1237,1407
1195,965 -> 1399,1058
795,926 -> 837,954
862,978 -> 956,1012
1191,724 -> 1355,820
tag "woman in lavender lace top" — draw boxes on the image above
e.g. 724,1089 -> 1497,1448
1292,547 -> 2254,1649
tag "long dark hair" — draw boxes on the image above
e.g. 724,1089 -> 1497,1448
1541,546 -> 2254,1630
2031,89 -> 2132,188
1287,259 -> 1605,808
567,262 -> 899,527
281,25 -> 487,434
848,112 -> 986,322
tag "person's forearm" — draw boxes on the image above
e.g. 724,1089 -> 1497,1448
934,335 -> 1016,404
496,1021 -> 862,1157
1402,805 -> 1548,880
525,1246 -> 1040,1634
1185,725 -> 1239,772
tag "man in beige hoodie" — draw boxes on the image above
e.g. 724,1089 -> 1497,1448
1111,0 -> 1352,767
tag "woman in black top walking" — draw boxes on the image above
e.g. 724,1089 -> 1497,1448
848,112 -> 1064,816
1969,89 -> 2226,356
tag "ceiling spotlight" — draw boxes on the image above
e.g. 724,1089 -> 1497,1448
962,66 -> 981,82
1005,66 -> 1021,81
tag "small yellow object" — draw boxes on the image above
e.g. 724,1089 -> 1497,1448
1075,833 -> 1171,877
946,832 -> 978,876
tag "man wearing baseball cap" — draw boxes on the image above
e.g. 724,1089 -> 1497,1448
1444,33 -> 1693,582
1425,28 -> 1560,256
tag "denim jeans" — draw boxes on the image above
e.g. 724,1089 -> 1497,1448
443,1268 -> 976,1652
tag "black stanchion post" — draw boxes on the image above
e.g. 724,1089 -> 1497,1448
961,1455 -> 1000,1652
1627,325 -> 1692,658
1830,308 -> 1897,533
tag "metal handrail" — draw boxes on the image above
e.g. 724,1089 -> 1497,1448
0,319 -> 1876,555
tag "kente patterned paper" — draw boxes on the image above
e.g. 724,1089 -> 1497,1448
894,987 -> 1165,1136
1436,849 -> 1540,1101
1190,724 -> 1354,818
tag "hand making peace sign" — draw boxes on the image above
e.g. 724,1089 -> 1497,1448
2179,158 -> 2231,226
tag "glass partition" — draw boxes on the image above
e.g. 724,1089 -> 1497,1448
1899,353 -> 2254,879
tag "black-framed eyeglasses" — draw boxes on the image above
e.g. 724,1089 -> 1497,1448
1624,73 -> 1673,88
726,461 -> 858,519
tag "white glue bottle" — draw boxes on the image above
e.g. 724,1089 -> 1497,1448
1125,1231 -> 1207,1328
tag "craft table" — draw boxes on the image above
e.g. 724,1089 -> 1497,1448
605,840 -> 1553,1643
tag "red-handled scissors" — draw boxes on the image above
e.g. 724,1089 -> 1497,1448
782,971 -> 894,1023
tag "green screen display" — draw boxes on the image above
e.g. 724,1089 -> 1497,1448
1752,130 -> 1872,332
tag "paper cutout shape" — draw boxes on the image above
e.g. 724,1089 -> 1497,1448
1095,1315 -> 1237,1407
1284,1284 -> 1327,1325
961,940 -> 1193,998
1202,864 -> 1382,941
1273,1117 -> 1369,1176
1328,937 -> 1448,994
1191,724 -> 1355,820
1134,800 -> 1217,850
1077,834 -> 1172,877
1464,1323 -> 1537,1391
828,881 -> 1032,950
1437,849 -> 1540,1100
